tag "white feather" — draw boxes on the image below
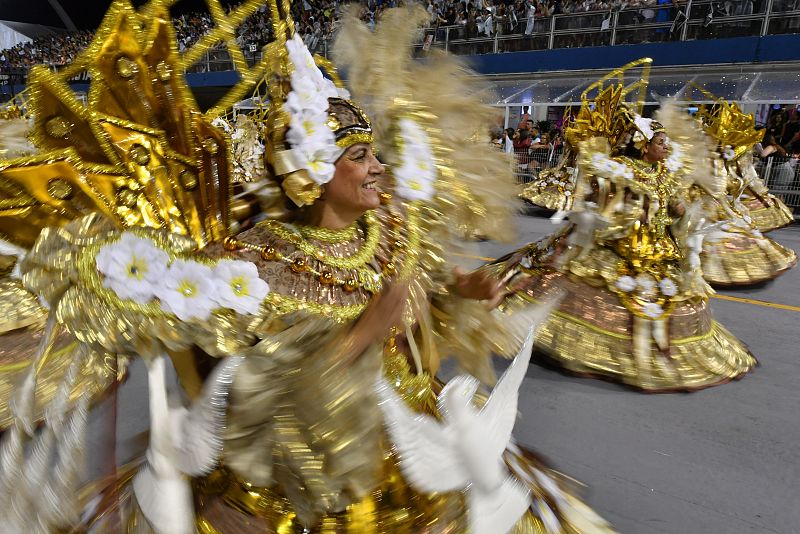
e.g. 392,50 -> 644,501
376,381 -> 468,493
172,356 -> 243,476
134,353 -> 242,534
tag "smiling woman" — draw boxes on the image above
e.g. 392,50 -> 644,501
297,142 -> 385,230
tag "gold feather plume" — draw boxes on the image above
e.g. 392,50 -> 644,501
654,99 -> 722,197
332,6 -> 517,244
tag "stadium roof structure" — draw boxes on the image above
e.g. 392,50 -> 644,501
486,63 -> 800,108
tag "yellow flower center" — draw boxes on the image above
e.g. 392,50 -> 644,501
177,279 -> 198,297
409,180 -> 423,191
303,119 -> 317,137
126,256 -> 148,280
230,276 -> 249,297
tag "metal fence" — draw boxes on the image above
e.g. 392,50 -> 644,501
758,156 -> 800,211
413,0 -> 800,56
183,38 -> 329,73
513,146 -> 564,183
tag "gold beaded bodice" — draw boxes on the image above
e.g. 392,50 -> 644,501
612,156 -> 682,265
220,202 -> 420,323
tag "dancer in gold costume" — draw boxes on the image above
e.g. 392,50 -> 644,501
738,155 -> 795,232
0,2 -> 614,532
519,111 -> 578,215
690,95 -> 796,285
490,60 -> 757,392
722,106 -> 795,232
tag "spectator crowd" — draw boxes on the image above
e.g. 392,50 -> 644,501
0,1 -> 346,72
0,0 -> 793,72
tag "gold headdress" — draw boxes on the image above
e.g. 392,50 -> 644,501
0,0 -> 282,249
257,8 -> 373,207
629,116 -> 666,151
689,84 -> 764,161
564,57 -> 653,149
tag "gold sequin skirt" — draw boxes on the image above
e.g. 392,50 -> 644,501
516,270 -> 757,392
85,357 -> 615,533
701,229 -> 797,286
191,444 -> 614,533
742,195 -> 795,232
519,183 -> 574,212
0,278 -> 120,429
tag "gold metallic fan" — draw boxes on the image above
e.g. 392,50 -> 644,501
688,84 -> 764,161
564,57 -> 653,149
0,0 -> 282,249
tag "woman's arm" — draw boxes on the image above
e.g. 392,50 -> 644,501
449,266 -> 504,307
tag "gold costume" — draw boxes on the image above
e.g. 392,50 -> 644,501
692,94 -> 794,233
0,1 -> 614,533
519,155 -> 577,213
694,98 -> 796,286
490,61 -> 757,392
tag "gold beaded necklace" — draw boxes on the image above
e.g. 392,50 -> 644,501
223,208 -> 413,294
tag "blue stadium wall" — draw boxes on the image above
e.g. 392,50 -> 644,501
464,34 -> 800,75
5,34 -> 799,102
179,33 -> 800,85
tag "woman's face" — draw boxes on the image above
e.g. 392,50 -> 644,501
325,143 -> 384,215
644,132 -> 669,162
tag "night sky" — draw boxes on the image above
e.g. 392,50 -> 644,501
0,0 -> 247,30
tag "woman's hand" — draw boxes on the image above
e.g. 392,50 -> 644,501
451,266 -> 504,307
342,281 -> 409,364
669,200 -> 686,217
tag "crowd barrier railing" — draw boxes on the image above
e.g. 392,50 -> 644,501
758,155 -> 800,211
412,0 -> 800,55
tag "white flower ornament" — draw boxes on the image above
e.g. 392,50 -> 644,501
642,302 -> 664,319
615,275 -> 637,292
722,146 -> 736,161
96,233 -> 169,304
155,259 -> 218,321
635,273 -> 657,291
658,278 -> 677,297
281,34 -> 345,187
393,118 -> 437,202
213,260 -> 270,315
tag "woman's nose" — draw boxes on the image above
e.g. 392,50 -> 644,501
369,154 -> 385,174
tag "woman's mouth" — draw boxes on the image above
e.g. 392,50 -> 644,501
362,180 -> 378,191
